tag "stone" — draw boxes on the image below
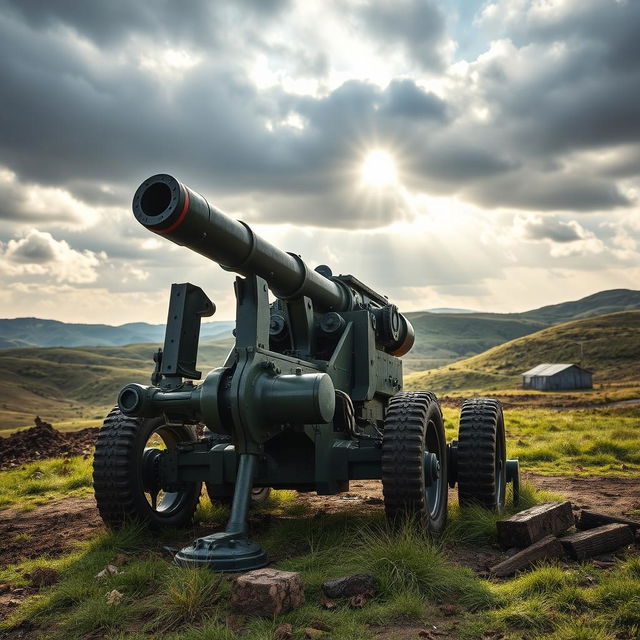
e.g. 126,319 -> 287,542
105,589 -> 123,605
496,501 -> 574,548
321,573 -> 377,599
274,623 -> 293,640
231,568 -> 304,617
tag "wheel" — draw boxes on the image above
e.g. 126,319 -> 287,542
381,391 -> 448,535
457,398 -> 506,511
202,430 -> 272,505
93,408 -> 201,529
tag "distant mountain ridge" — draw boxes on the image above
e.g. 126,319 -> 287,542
0,318 -> 234,349
402,289 -> 640,372
1,289 -> 639,365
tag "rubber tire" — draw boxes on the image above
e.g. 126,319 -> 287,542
381,391 -> 448,535
93,408 -> 201,529
457,398 -> 506,512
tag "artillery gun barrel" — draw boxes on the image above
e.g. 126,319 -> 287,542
132,174 -> 349,311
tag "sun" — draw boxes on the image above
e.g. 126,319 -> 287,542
360,150 -> 397,188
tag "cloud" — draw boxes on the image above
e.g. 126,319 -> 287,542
0,167 -> 101,226
0,229 -> 104,283
354,0 -> 451,71
522,217 -> 582,243
0,0 -> 639,322
515,215 -> 605,257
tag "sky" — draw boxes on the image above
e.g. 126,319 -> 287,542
0,0 -> 638,324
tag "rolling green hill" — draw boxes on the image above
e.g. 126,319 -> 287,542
2,296 -> 640,432
405,310 -> 640,394
3,290 -> 639,373
402,288 -> 640,371
0,339 -> 233,432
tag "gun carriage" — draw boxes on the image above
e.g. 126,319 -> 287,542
93,174 -> 519,571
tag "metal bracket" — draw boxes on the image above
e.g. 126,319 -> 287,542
159,283 -> 215,384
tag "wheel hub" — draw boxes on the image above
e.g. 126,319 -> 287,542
424,452 -> 440,486
142,447 -> 163,494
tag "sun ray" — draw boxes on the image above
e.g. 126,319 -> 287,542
360,150 -> 397,188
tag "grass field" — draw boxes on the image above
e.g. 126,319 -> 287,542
1,400 -> 639,639
442,406 -> 640,476
1,474 -> 638,640
1,404 -> 638,513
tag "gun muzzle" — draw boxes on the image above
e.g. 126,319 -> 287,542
132,174 -> 349,311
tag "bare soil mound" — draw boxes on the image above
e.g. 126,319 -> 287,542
0,417 -> 98,468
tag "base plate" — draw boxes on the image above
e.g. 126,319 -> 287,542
174,533 -> 269,572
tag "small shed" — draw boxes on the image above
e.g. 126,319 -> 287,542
521,363 -> 593,391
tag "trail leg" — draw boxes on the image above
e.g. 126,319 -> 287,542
174,454 -> 269,571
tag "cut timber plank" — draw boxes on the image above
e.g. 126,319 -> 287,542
490,535 -> 563,577
577,511 -> 640,532
560,523 -> 634,560
497,501 -> 574,548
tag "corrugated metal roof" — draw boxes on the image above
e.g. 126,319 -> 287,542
521,363 -> 578,377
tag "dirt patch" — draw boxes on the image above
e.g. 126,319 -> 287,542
0,496 -> 103,567
524,471 -> 640,518
0,417 -> 98,468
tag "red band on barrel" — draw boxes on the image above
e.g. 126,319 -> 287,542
153,188 -> 189,235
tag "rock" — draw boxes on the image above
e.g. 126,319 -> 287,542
29,567 -> 60,588
95,564 -> 120,579
304,628 -> 326,639
348,591 -> 374,608
231,568 -> 304,617
274,623 -> 293,640
321,573 -> 377,599
105,589 -> 123,604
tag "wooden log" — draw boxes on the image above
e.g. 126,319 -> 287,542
497,501 -> 574,548
490,535 -> 564,577
560,523 -> 635,560
577,510 -> 640,532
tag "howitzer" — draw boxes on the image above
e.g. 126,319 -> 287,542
93,173 -> 520,571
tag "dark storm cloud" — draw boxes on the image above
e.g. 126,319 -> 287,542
380,79 -> 448,121
0,0 -> 289,45
354,0 -> 449,71
476,0 -> 640,156
0,0 -> 638,232
522,218 -> 582,244
465,170 -> 629,212
416,143 -> 517,183
491,0 -> 640,71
